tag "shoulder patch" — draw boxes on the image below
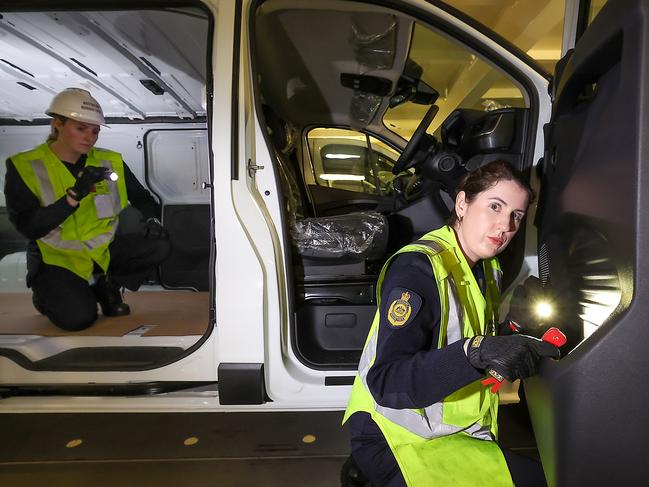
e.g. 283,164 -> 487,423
385,287 -> 422,329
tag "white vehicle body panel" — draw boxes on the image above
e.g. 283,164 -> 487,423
0,0 -> 553,412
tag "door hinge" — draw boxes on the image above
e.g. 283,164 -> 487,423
247,158 -> 264,177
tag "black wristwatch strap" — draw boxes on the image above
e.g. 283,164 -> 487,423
66,187 -> 81,201
467,335 -> 485,368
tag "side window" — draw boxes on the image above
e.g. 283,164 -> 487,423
575,1 -> 609,58
306,128 -> 405,195
444,0 -> 566,74
587,0 -> 607,26
383,23 -> 527,141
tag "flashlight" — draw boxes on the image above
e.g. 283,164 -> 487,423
100,169 -> 118,182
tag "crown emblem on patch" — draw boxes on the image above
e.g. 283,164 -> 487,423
388,291 -> 413,327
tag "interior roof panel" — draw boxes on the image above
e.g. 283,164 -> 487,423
253,2 -> 413,130
0,10 -> 208,122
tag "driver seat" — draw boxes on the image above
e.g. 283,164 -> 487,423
264,106 -> 388,276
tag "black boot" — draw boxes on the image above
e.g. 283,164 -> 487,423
93,274 -> 130,317
340,455 -> 372,487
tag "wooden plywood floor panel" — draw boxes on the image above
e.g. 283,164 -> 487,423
0,291 -> 210,337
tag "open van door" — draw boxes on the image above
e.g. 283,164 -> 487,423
247,0 -> 554,407
527,0 -> 649,484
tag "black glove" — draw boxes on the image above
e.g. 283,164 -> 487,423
144,217 -> 167,239
67,166 -> 110,201
467,334 -> 560,382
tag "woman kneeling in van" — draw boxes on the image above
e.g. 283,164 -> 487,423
4,88 -> 170,331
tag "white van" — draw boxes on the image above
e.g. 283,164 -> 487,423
0,0 -> 644,484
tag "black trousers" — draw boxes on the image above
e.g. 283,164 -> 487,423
349,412 -> 548,487
30,233 -> 171,331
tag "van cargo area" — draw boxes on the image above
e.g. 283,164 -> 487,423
0,9 -> 213,370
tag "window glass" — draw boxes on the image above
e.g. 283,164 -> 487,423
307,128 -> 405,195
443,0 -> 566,74
383,23 -> 527,141
587,0 -> 607,25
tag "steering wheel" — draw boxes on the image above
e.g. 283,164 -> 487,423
392,104 -> 439,174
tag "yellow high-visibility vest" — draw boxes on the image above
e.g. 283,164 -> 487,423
11,143 -> 127,280
343,225 -> 514,487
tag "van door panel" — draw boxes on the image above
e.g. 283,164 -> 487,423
529,1 -> 648,484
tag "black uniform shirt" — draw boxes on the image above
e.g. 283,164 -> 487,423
366,251 -> 483,410
4,154 -> 160,241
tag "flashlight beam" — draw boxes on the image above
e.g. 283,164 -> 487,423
535,301 -> 554,319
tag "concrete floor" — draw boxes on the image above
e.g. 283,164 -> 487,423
0,404 -> 538,486
0,458 -> 346,487
0,411 -> 349,487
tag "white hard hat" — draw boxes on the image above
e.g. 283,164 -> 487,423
46,88 -> 105,125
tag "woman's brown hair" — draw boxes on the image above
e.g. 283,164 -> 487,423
46,115 -> 67,143
447,160 -> 535,226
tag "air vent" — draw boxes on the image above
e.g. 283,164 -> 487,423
140,79 -> 165,95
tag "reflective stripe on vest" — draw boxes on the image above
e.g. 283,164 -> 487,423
28,157 -> 120,252
414,238 -> 464,346
354,236 -> 494,441
41,225 -> 116,252
31,159 -> 56,205
98,158 -> 123,216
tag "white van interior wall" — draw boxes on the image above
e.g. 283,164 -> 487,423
0,126 -> 50,207
0,122 -> 208,205
0,122 -> 208,292
145,129 -> 211,205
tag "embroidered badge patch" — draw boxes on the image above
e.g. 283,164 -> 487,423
388,291 -> 412,326
384,287 -> 422,329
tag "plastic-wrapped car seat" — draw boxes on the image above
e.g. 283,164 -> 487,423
291,211 -> 388,262
265,106 -> 388,273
